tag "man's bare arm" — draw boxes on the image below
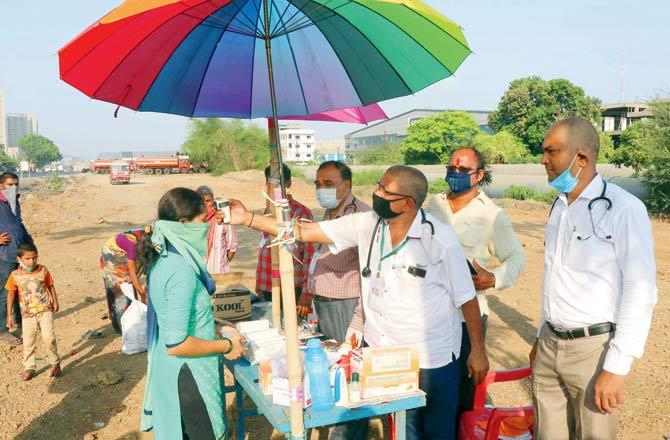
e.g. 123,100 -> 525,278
229,199 -> 333,244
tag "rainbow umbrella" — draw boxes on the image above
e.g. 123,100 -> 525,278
58,0 -> 470,120
59,1 -> 469,437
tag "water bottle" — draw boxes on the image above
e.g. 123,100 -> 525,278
304,339 -> 334,411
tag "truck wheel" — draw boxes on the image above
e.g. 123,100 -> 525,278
155,169 -> 163,175
164,168 -> 172,174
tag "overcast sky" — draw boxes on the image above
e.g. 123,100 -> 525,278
1,0 -> 668,158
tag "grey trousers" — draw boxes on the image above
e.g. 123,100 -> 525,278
532,324 -> 617,440
313,296 -> 369,440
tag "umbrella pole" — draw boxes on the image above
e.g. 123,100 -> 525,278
263,1 -> 305,438
267,119 -> 282,331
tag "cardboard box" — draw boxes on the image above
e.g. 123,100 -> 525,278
210,272 -> 251,321
361,346 -> 419,399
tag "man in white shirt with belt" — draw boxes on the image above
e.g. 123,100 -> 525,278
530,117 -> 658,439
230,165 -> 489,440
426,147 -> 525,421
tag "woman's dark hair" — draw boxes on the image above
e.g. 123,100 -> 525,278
138,187 -> 206,269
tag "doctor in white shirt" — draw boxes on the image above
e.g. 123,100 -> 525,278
229,165 -> 488,440
530,117 -> 658,439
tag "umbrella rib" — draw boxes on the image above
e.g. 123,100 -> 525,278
195,0 -> 259,36
188,2 -> 250,116
248,0 -> 263,117
270,0 -> 310,115
348,1 -> 470,74
396,4 -> 471,55
295,0 -> 413,102
89,1 -> 225,105
282,0 -> 366,107
268,0 -> 294,37
277,0 -> 348,37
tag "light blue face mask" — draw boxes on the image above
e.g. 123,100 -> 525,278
19,262 -> 36,272
316,188 -> 341,209
549,153 -> 582,194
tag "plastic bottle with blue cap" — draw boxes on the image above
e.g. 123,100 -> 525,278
304,339 -> 334,411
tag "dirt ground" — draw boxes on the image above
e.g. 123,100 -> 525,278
0,172 -> 667,440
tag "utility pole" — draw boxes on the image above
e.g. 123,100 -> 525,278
619,51 -> 625,103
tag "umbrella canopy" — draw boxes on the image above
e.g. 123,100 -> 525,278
283,103 -> 387,123
59,0 -> 470,119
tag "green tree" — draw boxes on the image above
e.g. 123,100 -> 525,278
609,98 -> 670,212
19,134 -> 62,168
597,131 -> 615,164
610,120 -> 658,171
0,149 -> 18,171
472,130 -> 531,164
489,77 -> 601,154
349,142 -> 404,165
182,118 -> 269,175
401,111 -> 481,164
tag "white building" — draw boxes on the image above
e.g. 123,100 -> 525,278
6,113 -> 38,149
279,124 -> 315,163
0,91 -> 7,149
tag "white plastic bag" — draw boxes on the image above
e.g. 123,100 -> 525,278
120,283 -> 148,355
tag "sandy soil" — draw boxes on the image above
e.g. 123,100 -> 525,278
0,172 -> 667,440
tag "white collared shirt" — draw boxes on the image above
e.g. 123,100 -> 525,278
320,211 -> 476,369
426,190 -> 526,316
542,174 -> 658,375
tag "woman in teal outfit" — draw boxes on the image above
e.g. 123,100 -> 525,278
138,188 -> 245,439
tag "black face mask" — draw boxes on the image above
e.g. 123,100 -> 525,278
372,193 -> 405,219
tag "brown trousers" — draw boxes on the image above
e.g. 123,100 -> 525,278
532,324 -> 617,440
22,311 -> 60,371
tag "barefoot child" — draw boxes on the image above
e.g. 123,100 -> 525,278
6,242 -> 61,380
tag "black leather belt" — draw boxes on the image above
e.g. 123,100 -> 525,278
313,295 -> 351,303
547,322 -> 616,340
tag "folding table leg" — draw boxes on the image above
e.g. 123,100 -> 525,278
235,379 -> 245,440
394,411 -> 406,440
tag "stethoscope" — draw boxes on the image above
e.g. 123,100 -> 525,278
361,209 -> 435,278
549,179 -> 613,241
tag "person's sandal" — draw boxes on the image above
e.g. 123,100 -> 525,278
49,363 -> 62,378
0,332 -> 22,346
21,370 -> 35,381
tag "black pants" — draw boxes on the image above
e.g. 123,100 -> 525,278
178,364 -> 217,439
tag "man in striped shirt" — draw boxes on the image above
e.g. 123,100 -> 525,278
255,164 -> 313,302
296,161 -> 370,440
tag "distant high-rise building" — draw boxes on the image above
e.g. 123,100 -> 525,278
6,113 -> 38,149
0,91 -> 7,149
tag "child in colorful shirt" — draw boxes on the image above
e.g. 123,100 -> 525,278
6,242 -> 61,380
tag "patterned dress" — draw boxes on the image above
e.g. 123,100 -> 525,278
100,232 -> 139,333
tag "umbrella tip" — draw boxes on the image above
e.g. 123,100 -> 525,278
114,104 -> 121,119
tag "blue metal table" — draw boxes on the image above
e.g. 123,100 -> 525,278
229,359 -> 425,440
